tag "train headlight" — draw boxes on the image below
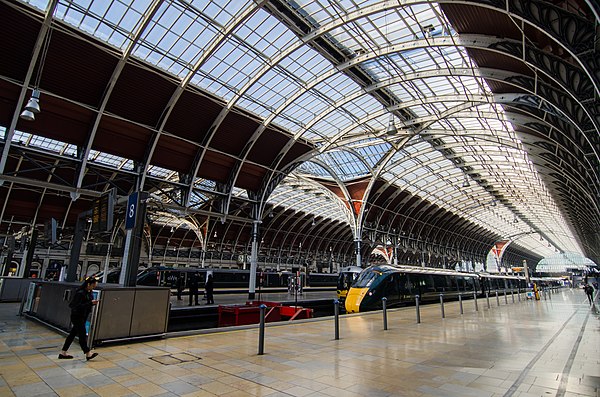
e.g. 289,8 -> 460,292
368,291 -> 373,296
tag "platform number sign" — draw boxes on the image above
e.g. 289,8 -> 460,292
125,192 -> 139,230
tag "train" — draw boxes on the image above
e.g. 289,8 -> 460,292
345,264 -> 532,313
96,266 -> 339,289
336,266 -> 363,300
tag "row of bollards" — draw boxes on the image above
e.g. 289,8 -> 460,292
259,287 -> 534,354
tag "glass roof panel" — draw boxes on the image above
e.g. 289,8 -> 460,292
7,129 -> 78,156
283,92 -> 331,126
22,0 -> 49,11
88,150 -> 133,170
55,0 -> 147,50
147,165 -> 177,178
296,161 -> 332,179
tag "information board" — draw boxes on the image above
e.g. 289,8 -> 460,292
92,190 -> 115,233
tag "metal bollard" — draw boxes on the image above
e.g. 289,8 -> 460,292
415,295 -> 421,323
518,290 -> 521,302
496,290 -> 500,306
504,289 -> 508,304
473,291 -> 478,311
543,289 -> 547,300
486,291 -> 490,309
258,304 -> 267,355
382,297 -> 388,330
334,299 -> 340,340
511,289 -> 515,303
458,293 -> 463,314
548,288 -> 552,300
440,294 -> 445,318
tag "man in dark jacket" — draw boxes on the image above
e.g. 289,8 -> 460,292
59,277 -> 99,360
188,272 -> 199,306
205,274 -> 214,304
176,272 -> 184,301
585,284 -> 594,305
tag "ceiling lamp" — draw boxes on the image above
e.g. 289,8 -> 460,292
20,88 -> 41,121
386,113 -> 398,135
420,24 -> 435,38
462,175 -> 470,188
19,108 -> 36,122
20,20 -> 53,121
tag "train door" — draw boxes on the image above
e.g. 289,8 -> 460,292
434,275 -> 451,293
465,277 -> 479,292
398,273 -> 411,302
382,273 -> 400,303
480,277 -> 488,294
412,274 -> 436,301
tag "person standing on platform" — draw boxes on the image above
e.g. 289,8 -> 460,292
585,284 -> 594,305
205,274 -> 214,304
188,272 -> 199,306
176,272 -> 184,301
59,277 -> 99,361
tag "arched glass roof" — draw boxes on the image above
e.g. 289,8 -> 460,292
537,252 -> 598,273
268,175 -> 353,225
8,0 -> 598,263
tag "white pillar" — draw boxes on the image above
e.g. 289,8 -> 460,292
248,220 -> 260,300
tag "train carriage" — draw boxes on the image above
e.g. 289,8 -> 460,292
345,264 -> 529,313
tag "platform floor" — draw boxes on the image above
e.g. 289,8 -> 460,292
0,288 -> 598,397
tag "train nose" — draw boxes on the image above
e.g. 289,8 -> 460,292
345,288 -> 368,313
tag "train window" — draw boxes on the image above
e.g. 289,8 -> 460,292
433,275 -> 447,292
404,274 -> 415,293
464,277 -> 475,291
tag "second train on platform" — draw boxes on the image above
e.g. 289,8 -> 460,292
345,264 -> 529,313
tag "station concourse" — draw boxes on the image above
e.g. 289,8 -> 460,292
1,288 -> 598,397
0,0 -> 599,396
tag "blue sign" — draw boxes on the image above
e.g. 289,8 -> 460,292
125,192 -> 138,230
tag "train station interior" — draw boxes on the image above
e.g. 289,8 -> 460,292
0,0 -> 599,396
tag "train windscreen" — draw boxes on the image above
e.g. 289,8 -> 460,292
353,269 -> 382,288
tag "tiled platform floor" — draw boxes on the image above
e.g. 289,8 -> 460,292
0,288 -> 597,397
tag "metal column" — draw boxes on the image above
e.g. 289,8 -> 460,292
248,220 -> 260,300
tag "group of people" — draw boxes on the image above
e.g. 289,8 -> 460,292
176,272 -> 214,306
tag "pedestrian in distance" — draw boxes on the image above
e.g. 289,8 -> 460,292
585,284 -> 594,305
176,272 -> 184,301
205,274 -> 214,304
59,277 -> 99,361
188,272 -> 199,306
